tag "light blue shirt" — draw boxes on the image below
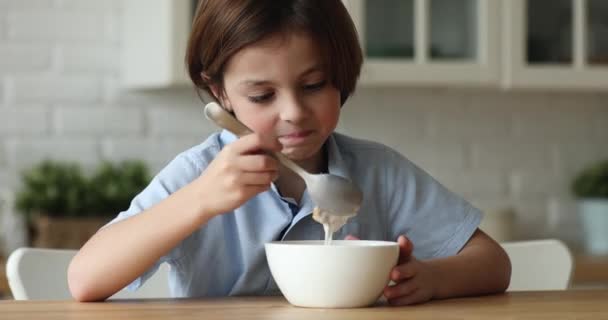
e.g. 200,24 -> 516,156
109,130 -> 482,297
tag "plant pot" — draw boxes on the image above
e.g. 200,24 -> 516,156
31,214 -> 111,249
578,199 -> 608,255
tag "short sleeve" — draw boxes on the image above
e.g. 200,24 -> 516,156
385,150 -> 482,260
104,152 -> 204,291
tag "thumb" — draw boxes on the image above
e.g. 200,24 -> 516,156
344,234 -> 360,240
397,235 -> 414,263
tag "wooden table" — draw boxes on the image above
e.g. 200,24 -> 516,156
0,256 -> 10,299
1,290 -> 607,319
573,254 -> 608,287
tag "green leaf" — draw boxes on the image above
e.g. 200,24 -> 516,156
15,159 -> 151,219
572,159 -> 608,199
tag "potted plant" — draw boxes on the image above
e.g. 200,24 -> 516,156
15,160 -> 150,249
572,159 -> 608,255
86,160 -> 150,217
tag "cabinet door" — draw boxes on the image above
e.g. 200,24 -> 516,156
503,0 -> 608,90
587,0 -> 608,67
346,0 -> 500,87
122,0 -> 194,88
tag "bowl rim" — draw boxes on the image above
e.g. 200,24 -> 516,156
265,240 -> 398,247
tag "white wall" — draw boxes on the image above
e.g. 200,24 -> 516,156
1,0 -> 607,249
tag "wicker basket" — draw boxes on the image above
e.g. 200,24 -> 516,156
31,215 -> 111,249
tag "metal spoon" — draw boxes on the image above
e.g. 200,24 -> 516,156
204,102 -> 362,216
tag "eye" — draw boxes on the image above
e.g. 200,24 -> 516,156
303,80 -> 326,91
248,92 -> 274,103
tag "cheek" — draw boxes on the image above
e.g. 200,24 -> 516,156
315,90 -> 341,130
319,107 -> 340,131
236,108 -> 276,134
248,118 -> 276,135
220,91 -> 274,134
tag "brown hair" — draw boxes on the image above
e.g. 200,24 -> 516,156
186,0 -> 362,105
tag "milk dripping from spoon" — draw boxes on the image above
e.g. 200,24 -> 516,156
204,102 -> 362,243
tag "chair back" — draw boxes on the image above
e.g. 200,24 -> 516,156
6,247 -> 170,300
501,239 -> 573,291
0,189 -> 27,255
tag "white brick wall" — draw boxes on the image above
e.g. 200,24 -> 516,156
7,11 -> 106,42
339,89 -> 430,144
554,141 -> 608,175
0,0 -> 53,10
428,96 -> 510,140
59,45 -> 120,74
471,139 -> 553,171
0,107 -> 49,135
12,75 -> 101,103
147,106 -> 213,137
0,139 -> 7,166
0,15 -> 6,41
0,0 -> 607,250
510,169 -> 570,199
53,106 -> 143,136
0,44 -> 52,73
432,168 -> 509,200
55,0 -> 120,11
0,77 -> 6,104
101,137 -> 208,173
511,95 -> 602,140
6,137 -> 100,169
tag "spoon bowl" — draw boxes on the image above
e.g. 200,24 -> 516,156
204,102 -> 362,216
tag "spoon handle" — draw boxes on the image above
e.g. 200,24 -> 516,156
204,102 -> 311,180
204,102 -> 252,136
273,152 -> 310,179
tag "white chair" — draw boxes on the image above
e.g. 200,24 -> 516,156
501,239 -> 573,291
0,189 -> 27,255
6,247 -> 171,300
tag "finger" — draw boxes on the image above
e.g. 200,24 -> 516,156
239,184 -> 274,200
238,172 -> 279,186
344,235 -> 359,240
397,235 -> 414,264
237,154 -> 279,173
383,280 -> 417,301
230,134 -> 282,155
389,263 -> 416,282
387,289 -> 425,306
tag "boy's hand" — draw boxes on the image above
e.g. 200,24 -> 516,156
383,235 -> 437,306
196,133 -> 281,216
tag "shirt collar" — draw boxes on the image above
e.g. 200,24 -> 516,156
324,133 -> 352,181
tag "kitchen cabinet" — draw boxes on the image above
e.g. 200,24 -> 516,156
122,0 -> 500,89
345,0 -> 501,87
122,0 -> 194,89
122,0 -> 608,90
503,0 -> 608,89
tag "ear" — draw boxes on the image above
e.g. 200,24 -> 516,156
208,83 -> 233,112
208,81 -> 221,100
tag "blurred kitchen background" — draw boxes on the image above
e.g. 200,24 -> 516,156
0,0 -> 607,296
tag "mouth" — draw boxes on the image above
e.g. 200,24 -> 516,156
279,130 -> 314,145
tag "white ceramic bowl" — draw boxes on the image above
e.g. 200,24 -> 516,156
265,240 -> 399,308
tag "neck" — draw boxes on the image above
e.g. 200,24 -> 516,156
297,143 -> 328,174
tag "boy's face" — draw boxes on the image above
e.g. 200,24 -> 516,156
219,31 -> 341,166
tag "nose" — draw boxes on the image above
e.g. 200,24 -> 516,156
279,94 -> 308,123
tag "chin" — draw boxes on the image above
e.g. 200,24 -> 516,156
282,146 -> 320,162
281,149 -> 309,161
